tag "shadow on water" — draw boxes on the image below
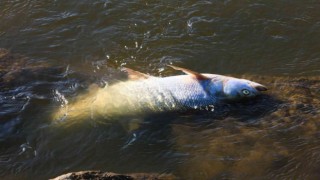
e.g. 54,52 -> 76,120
122,93 -> 281,147
113,92 -> 283,179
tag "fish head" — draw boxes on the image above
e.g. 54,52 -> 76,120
222,78 -> 267,100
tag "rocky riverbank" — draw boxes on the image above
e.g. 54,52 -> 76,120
51,171 -> 177,180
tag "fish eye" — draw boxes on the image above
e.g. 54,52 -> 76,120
242,89 -> 250,96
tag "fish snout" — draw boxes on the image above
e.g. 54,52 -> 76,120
250,82 -> 268,92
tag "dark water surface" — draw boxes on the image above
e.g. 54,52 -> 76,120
0,0 -> 320,179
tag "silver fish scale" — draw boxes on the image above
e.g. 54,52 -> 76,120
156,76 -> 217,109
103,75 -> 217,114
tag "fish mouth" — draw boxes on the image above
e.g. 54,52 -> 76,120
250,82 -> 268,92
256,85 -> 268,91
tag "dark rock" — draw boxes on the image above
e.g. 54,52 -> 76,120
51,171 -> 178,180
0,48 -> 54,87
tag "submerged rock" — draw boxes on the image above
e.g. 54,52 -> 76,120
171,75 -> 320,179
0,48 -> 60,87
51,171 -> 177,180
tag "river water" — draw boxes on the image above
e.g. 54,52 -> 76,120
0,0 -> 320,179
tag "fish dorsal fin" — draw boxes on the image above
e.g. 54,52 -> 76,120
167,65 -> 209,80
121,67 -> 151,80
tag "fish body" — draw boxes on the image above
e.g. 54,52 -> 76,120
94,75 -> 216,117
53,66 -> 267,121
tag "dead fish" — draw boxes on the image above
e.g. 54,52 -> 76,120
53,65 -> 267,121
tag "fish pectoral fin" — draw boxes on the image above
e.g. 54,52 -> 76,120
167,65 -> 210,80
121,67 -> 151,80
